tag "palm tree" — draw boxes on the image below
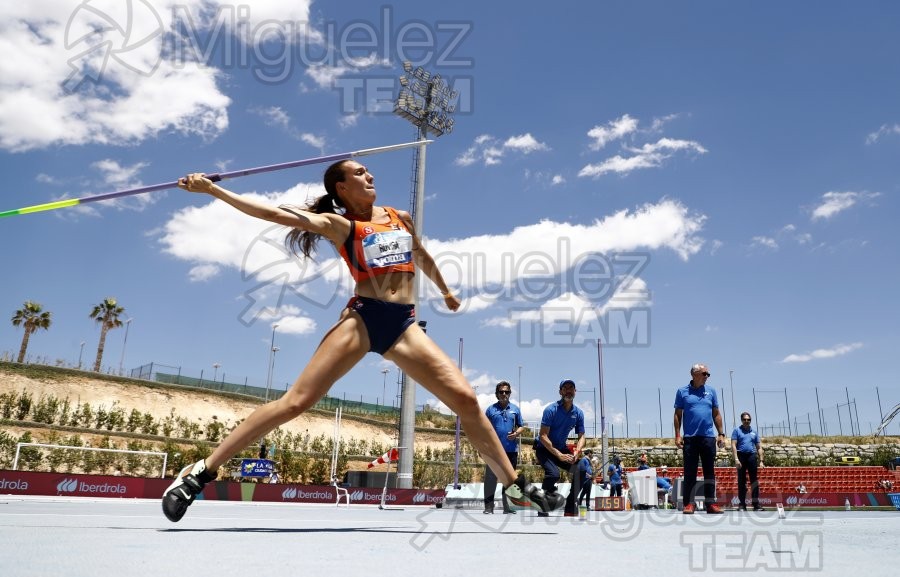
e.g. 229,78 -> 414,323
11,301 -> 52,363
89,297 -> 125,372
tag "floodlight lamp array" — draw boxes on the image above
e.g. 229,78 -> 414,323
394,62 -> 457,137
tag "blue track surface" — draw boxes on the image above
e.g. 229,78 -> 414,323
1,496 -> 898,576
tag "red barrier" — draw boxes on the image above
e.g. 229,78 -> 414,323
0,470 -> 445,505
715,492 -> 895,507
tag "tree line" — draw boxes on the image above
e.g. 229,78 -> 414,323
11,297 -> 125,371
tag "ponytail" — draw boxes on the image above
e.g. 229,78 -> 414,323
284,160 -> 350,258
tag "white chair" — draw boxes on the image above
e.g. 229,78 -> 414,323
332,475 -> 350,507
331,407 -> 350,507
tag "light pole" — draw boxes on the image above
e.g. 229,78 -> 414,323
393,61 -> 456,489
271,347 -> 279,390
78,341 -> 85,370
381,368 -> 390,407
213,363 -> 220,382
597,339 -> 608,481
517,365 -> 523,451
729,369 -> 737,430
264,324 -> 278,402
118,318 -> 132,376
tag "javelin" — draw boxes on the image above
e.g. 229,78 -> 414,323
0,140 -> 432,218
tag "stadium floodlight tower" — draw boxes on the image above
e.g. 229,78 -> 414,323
392,61 -> 456,489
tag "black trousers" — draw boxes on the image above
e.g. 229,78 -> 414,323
682,436 -> 718,504
736,451 -> 760,507
535,445 -> 582,515
483,451 -> 519,509
577,479 -> 592,507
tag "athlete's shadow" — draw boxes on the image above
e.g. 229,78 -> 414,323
159,526 -> 555,535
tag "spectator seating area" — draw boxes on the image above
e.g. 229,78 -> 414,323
618,466 -> 896,494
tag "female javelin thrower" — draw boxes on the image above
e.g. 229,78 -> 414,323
162,160 -> 559,521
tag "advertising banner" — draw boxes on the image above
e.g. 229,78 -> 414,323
0,471 -> 446,505
238,459 -> 275,478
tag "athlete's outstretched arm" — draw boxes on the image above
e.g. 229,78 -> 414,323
179,173 -> 347,244
397,210 -> 460,311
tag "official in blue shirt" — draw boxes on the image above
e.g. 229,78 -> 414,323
535,379 -> 586,516
577,449 -> 594,509
607,455 -> 624,497
731,411 -> 765,511
483,381 -> 524,514
674,363 -> 726,515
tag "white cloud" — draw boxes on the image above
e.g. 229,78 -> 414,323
160,181 -> 327,277
0,2 -> 232,152
251,106 -> 325,149
597,277 -> 651,315
482,278 -> 651,334
551,175 -> 565,186
649,113 -> 679,132
92,159 -> 149,188
626,138 -> 707,156
579,153 -> 662,177
866,123 -> 900,144
446,202 -> 698,305
304,56 -> 389,89
305,65 -> 349,88
427,389 -> 553,422
455,133 -> 550,166
810,191 -> 881,221
275,314 -> 317,335
580,115 -> 707,178
427,199 -> 704,294
749,224 -> 815,252
781,342 -> 863,363
503,133 -> 550,154
587,114 -> 638,150
750,236 -> 778,250
253,106 -> 291,129
189,263 -> 221,282
338,113 -> 360,129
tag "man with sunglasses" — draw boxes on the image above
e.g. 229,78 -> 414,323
483,381 -> 524,514
674,363 -> 726,514
731,411 -> 765,511
535,379 -> 585,517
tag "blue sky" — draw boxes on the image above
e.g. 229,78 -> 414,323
2,1 -> 899,439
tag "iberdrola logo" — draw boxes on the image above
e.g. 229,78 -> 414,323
57,478 -> 79,493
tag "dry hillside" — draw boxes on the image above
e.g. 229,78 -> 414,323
0,366 -> 457,452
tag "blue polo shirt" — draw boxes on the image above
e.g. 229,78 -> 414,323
608,463 -> 623,485
537,400 -> 585,452
579,457 -> 593,481
731,425 -> 760,453
485,401 -> 523,452
674,383 -> 719,438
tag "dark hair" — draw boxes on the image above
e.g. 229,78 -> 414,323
740,411 -> 752,421
495,381 -> 512,394
284,160 -> 350,258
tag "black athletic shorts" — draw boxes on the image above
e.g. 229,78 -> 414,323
347,295 -> 416,354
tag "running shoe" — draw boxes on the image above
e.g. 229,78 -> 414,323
162,459 -> 217,522
504,474 -> 560,513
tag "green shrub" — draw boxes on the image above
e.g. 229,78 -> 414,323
15,390 -> 33,420
17,432 -> 41,470
31,394 -> 60,424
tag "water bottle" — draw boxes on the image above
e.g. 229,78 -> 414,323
844,498 -> 851,511
579,504 -> 587,520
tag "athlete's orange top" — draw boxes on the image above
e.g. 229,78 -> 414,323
339,206 -> 415,282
